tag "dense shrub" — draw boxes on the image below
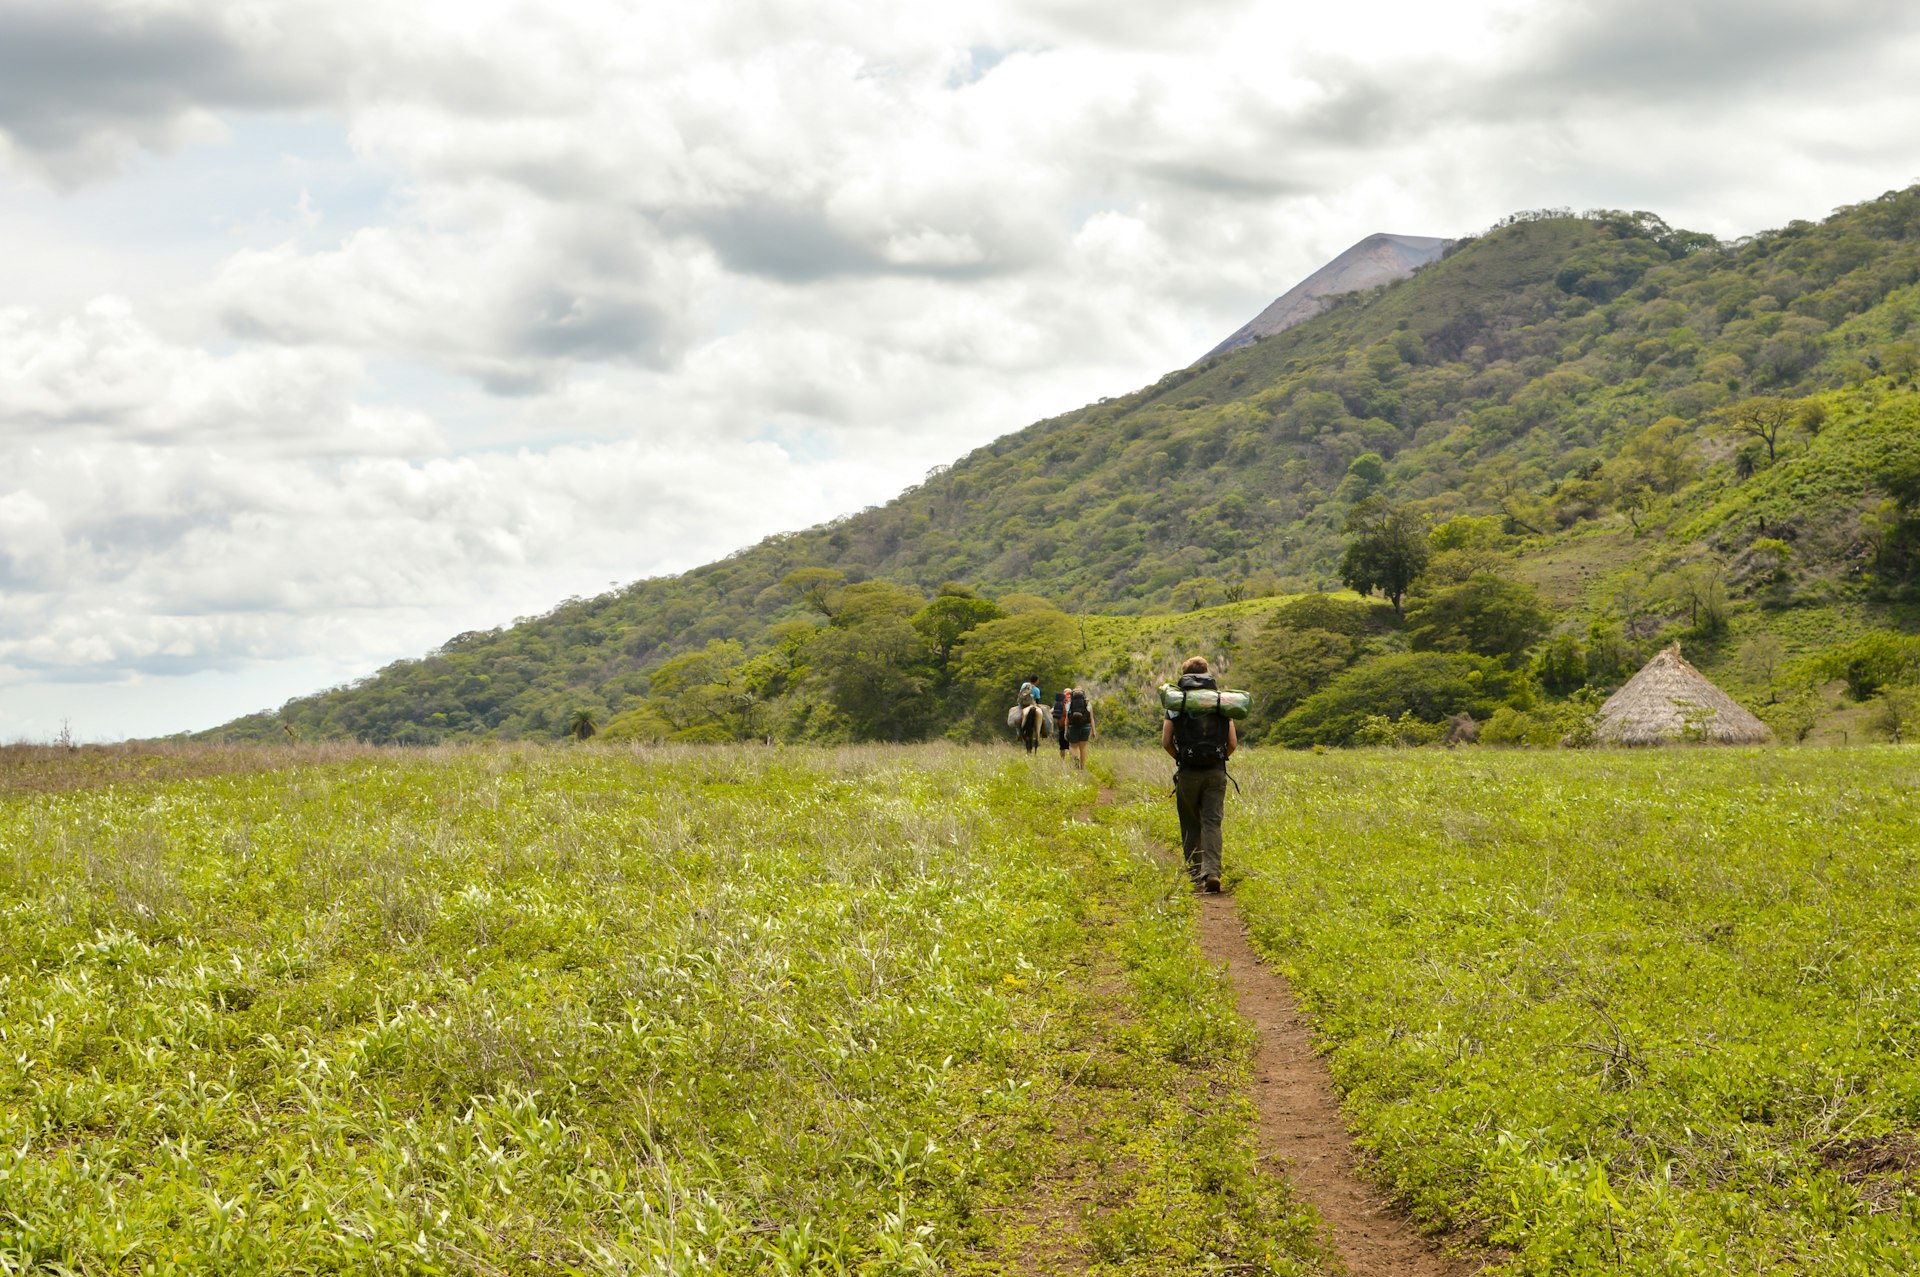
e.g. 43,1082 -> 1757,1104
1817,632 -> 1920,699
1405,576 -> 1553,666
1271,652 -> 1528,747
1237,627 -> 1357,742
1266,593 -> 1391,637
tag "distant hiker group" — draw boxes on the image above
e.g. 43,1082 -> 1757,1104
1006,675 -> 1095,766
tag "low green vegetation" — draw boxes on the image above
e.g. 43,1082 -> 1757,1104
1111,746 -> 1920,1273
0,746 -> 1323,1275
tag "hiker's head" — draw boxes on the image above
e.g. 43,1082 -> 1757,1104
1181,656 -> 1210,675
1029,673 -> 1039,683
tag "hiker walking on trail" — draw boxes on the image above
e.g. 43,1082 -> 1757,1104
1062,686 -> 1094,769
1053,689 -> 1071,760
1162,656 -> 1237,894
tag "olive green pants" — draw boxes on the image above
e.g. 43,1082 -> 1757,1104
1174,766 -> 1227,884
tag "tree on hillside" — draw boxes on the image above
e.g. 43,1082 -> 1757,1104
1817,632 -> 1920,700
1171,576 -> 1224,611
1615,481 -> 1654,532
1333,452 -> 1386,502
912,590 -> 1006,686
1713,397 -> 1798,464
832,579 -> 924,625
1472,457 -> 1551,538
1584,620 -> 1635,687
997,592 -> 1063,615
798,580 -> 934,739
599,704 -> 670,742
1423,515 -> 1511,584
1339,497 -> 1429,618
648,639 -> 748,736
1865,453 -> 1920,583
1884,341 -> 1920,386
781,567 -> 847,619
1530,632 -> 1588,696
566,708 -> 598,741
1737,634 -> 1789,703
1657,560 -> 1730,636
1266,593 -> 1385,637
805,612 -> 934,740
1870,686 -> 1920,743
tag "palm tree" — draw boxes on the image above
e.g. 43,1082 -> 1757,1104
566,709 -> 598,741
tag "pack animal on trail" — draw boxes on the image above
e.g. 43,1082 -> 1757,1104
1011,701 -> 1051,752
1009,676 -> 1051,753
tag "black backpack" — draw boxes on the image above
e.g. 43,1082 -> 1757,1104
1067,690 -> 1090,725
1170,673 -> 1231,769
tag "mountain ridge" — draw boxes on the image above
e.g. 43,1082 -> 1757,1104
201,190 -> 1920,745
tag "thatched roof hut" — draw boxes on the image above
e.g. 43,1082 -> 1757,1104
1595,645 -> 1774,746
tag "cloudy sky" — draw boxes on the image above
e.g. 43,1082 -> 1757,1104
5,0 -> 1920,741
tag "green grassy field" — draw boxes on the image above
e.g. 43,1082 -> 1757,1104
0,745 -> 1320,1276
1107,745 -> 1920,1274
10,742 -> 1920,1274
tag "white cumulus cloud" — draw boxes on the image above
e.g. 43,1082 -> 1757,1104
6,0 -> 1920,739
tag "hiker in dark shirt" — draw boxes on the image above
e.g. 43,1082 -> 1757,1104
1053,689 -> 1070,759
1162,656 -> 1237,894
1063,686 -> 1094,769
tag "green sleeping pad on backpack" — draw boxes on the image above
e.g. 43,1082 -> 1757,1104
1157,684 -> 1251,719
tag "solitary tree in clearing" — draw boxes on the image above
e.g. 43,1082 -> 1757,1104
1339,497 -> 1429,618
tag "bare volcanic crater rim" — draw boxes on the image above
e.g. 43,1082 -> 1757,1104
1203,231 -> 1451,361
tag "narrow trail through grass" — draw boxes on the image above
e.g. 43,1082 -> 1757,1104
1188,895 -> 1483,1277
955,764 -> 1328,1275
1092,776 -> 1482,1277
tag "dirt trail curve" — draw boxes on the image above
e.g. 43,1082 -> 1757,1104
1194,893 -> 1482,1277
1091,785 -> 1479,1276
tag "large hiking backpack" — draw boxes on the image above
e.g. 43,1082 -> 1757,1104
1067,690 -> 1090,726
1170,673 -> 1232,769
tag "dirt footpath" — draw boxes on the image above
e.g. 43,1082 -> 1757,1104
1193,894 -> 1483,1277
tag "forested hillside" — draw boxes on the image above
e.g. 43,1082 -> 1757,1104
206,188 -> 1920,746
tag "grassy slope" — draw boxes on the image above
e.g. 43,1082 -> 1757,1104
205,191 -> 1920,743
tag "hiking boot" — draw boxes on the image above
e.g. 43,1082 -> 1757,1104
1204,876 -> 1222,894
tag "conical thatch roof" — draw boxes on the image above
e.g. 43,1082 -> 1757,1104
1595,645 -> 1774,746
